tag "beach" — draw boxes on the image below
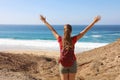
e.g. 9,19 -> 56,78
0,0 -> 120,79
0,39 -> 120,80
0,25 -> 119,53
0,25 -> 120,80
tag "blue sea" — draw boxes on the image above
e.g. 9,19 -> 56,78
0,25 -> 120,52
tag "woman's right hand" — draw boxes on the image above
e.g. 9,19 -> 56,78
94,16 -> 101,23
40,15 -> 46,23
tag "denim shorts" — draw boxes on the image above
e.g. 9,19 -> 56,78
59,61 -> 77,74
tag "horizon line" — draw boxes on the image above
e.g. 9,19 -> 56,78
0,24 -> 120,26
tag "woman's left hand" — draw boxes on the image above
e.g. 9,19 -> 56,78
40,15 -> 46,23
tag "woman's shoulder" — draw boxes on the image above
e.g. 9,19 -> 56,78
72,35 -> 77,39
57,36 -> 62,42
72,36 -> 77,43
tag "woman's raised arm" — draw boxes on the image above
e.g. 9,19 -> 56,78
40,15 -> 59,39
76,16 -> 101,41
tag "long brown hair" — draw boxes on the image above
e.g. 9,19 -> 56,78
62,24 -> 73,50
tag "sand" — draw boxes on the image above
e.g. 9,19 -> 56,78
2,50 -> 59,57
0,39 -> 120,80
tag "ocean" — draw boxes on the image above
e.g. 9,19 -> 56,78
0,25 -> 120,52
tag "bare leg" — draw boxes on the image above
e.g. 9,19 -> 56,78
69,73 -> 76,80
60,73 -> 69,80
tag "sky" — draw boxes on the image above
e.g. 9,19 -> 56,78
0,0 -> 120,25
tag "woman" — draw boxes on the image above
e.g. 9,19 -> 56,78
40,15 -> 101,80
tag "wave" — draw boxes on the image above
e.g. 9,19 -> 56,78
91,35 -> 102,38
0,38 -> 108,53
83,36 -> 88,38
75,42 -> 108,53
107,33 -> 120,36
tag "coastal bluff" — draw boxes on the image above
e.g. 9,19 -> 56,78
0,39 -> 120,80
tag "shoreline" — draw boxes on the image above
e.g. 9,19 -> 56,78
0,41 -> 108,59
0,38 -> 108,53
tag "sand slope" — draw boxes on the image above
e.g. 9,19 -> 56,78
76,39 -> 120,80
0,39 -> 120,80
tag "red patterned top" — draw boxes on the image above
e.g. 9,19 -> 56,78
57,36 -> 77,61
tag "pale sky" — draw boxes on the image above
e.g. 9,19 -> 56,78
0,0 -> 120,25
